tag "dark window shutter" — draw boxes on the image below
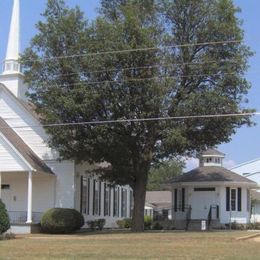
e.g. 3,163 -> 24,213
93,180 -> 96,215
80,176 -> 83,213
182,188 -> 185,212
226,187 -> 230,211
87,178 -> 90,215
238,188 -> 242,212
99,181 -> 102,216
174,189 -> 177,212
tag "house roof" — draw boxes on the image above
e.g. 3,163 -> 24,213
172,166 -> 256,184
146,191 -> 172,208
0,117 -> 53,175
201,148 -> 225,157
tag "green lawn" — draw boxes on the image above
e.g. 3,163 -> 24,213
0,231 -> 260,259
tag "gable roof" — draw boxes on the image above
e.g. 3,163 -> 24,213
172,166 -> 256,184
0,117 -> 53,175
231,157 -> 260,170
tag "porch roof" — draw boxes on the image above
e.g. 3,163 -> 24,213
171,166 -> 256,184
0,117 -> 53,175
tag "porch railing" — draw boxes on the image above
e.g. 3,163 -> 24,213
8,211 -> 43,224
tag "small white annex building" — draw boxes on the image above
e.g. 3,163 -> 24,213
231,158 -> 260,222
0,0 -> 132,233
170,149 -> 257,230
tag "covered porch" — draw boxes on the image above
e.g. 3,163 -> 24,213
0,116 -> 55,232
0,171 -> 55,225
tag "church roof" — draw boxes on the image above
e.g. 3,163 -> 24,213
172,166 -> 256,184
0,117 -> 53,175
0,83 -> 40,120
201,148 -> 225,157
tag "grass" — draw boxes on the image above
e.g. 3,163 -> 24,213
0,231 -> 260,259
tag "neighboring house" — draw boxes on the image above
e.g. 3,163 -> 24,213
0,0 -> 132,234
169,148 -> 257,230
145,191 -> 172,220
231,158 -> 260,222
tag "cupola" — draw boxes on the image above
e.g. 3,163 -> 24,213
199,148 -> 225,167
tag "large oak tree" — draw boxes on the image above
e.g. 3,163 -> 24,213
21,0 -> 254,231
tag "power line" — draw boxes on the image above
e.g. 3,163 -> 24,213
33,59 -> 240,79
1,112 -> 258,130
44,72 -> 237,88
20,40 -> 241,63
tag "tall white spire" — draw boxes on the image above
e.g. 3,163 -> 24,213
3,0 -> 21,74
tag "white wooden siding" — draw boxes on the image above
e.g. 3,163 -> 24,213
0,134 -> 30,172
0,87 -> 58,160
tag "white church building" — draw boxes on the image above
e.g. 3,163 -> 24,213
0,0 -> 132,233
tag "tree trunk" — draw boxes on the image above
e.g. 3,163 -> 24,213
131,170 -> 148,232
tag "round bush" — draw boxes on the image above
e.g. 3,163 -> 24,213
0,199 -> 10,234
41,208 -> 84,234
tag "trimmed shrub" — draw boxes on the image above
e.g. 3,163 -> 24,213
116,220 -> 124,228
123,218 -> 132,228
116,218 -> 132,229
41,208 -> 84,234
0,199 -> 10,234
87,219 -> 106,231
144,216 -> 153,230
0,232 -> 15,240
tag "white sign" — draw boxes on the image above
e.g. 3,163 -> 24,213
201,220 -> 207,231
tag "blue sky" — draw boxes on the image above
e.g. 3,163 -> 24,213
0,0 -> 259,167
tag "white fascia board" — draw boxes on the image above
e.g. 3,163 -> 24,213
0,132 -> 34,171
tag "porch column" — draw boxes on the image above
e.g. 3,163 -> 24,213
26,171 -> 33,223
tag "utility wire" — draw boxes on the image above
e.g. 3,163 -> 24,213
1,112 -> 258,130
44,72 -> 237,88
20,40 -> 241,63
33,59 -> 239,79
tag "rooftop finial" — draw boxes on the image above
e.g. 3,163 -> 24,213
2,0 -> 21,74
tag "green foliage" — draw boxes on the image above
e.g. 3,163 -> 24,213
147,160 -> 183,191
40,208 -> 84,234
144,215 -> 153,230
21,0 -> 254,231
87,219 -> 106,231
116,218 -> 132,228
0,199 -> 10,234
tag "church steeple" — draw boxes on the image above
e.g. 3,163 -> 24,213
3,0 -> 21,74
0,0 -> 27,100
